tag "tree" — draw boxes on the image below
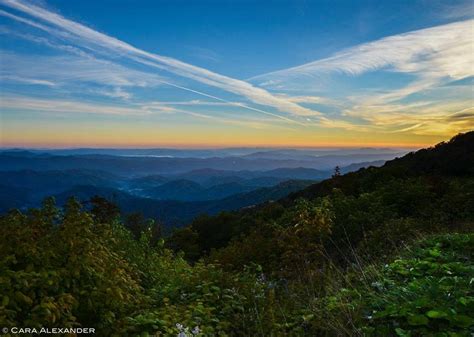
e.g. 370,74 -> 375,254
89,195 -> 120,224
125,212 -> 147,238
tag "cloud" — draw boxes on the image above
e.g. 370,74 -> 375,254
1,0 -> 470,137
142,99 -> 241,107
438,0 -> 474,20
342,99 -> 474,135
0,96 -> 153,116
0,74 -> 56,86
247,19 -> 473,136
96,87 -> 132,100
0,50 -> 165,89
188,46 -> 221,62
275,94 -> 341,107
251,19 -> 473,83
0,95 -> 217,118
0,0 -> 320,120
0,95 -> 292,130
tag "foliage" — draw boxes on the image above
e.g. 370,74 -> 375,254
323,233 -> 474,336
0,198 -> 276,336
0,198 -> 143,333
1,132 -> 473,336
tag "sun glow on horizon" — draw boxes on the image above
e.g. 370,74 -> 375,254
0,0 -> 472,148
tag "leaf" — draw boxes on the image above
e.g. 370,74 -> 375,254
395,328 -> 410,337
407,314 -> 429,326
451,314 -> 474,327
457,297 -> 468,305
426,310 -> 448,319
302,314 -> 314,322
429,249 -> 441,257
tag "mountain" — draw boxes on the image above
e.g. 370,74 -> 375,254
142,179 -> 205,200
0,169 -> 120,206
261,167 -> 329,180
290,131 -> 474,202
2,136 -> 472,337
0,184 -> 32,211
128,174 -> 169,189
340,159 -> 385,173
2,146 -> 408,159
202,182 -> 255,200
0,150 -> 397,215
141,178 -> 309,202
171,169 -> 248,186
53,185 -> 202,228
201,180 -> 315,213
48,179 -> 315,229
0,149 -> 405,175
174,131 -> 474,259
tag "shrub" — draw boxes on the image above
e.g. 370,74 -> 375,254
323,233 -> 474,336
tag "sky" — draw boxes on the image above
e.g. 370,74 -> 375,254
0,0 -> 473,148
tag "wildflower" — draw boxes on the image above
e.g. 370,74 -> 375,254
192,326 -> 200,335
370,281 -> 383,291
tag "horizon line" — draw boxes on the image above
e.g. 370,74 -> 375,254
0,143 -> 428,150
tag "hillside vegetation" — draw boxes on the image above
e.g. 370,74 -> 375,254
0,132 -> 473,336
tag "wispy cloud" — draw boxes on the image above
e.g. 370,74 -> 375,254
0,74 -> 56,86
251,19 -> 473,84
187,46 -> 221,62
1,0 -> 471,139
0,0 -> 319,120
95,87 -> 133,100
342,99 -> 474,135
437,0 -> 474,20
248,18 -> 473,136
0,95 -> 292,131
0,96 -> 154,116
275,94 -> 341,107
143,99 -> 241,107
0,50 -> 165,89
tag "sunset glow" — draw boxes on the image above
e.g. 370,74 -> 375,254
0,0 -> 473,148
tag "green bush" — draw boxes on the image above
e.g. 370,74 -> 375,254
1,193 -> 472,336
0,198 -> 275,335
324,233 -> 474,336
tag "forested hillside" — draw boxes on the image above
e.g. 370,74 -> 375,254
170,131 -> 474,262
0,132 -> 473,336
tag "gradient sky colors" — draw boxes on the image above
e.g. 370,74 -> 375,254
0,0 -> 473,148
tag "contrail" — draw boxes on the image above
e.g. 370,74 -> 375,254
157,80 -> 305,126
0,0 -> 320,121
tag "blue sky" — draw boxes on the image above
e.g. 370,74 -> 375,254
0,0 -> 473,147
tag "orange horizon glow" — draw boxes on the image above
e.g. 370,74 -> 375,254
1,123 -> 465,150
0,140 -> 435,150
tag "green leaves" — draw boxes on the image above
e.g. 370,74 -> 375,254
326,233 -> 474,336
407,314 -> 429,326
426,310 -> 448,319
450,314 -> 474,328
1,191 -> 473,337
0,199 -> 275,336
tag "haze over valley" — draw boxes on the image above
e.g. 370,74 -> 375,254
0,146 -> 402,227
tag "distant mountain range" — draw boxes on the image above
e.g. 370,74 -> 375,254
0,161 -> 387,205
0,147 -> 411,159
0,148 -> 397,228
0,148 -> 406,174
48,180 -> 315,229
